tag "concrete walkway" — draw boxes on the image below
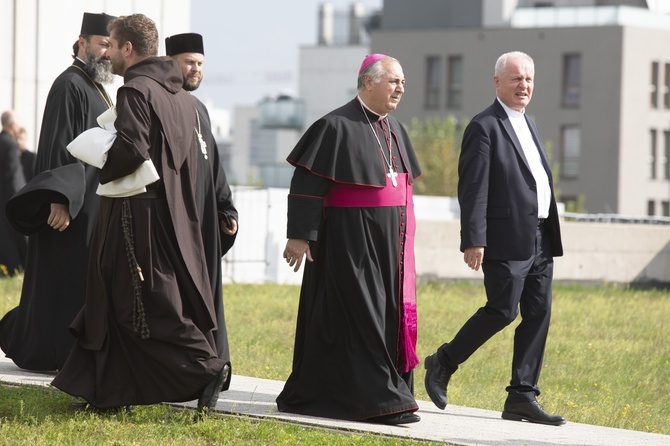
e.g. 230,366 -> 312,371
1,355 -> 668,446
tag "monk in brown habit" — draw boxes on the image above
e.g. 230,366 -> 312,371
52,13 -> 227,412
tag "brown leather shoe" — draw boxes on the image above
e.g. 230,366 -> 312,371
424,353 -> 452,410
502,401 -> 566,426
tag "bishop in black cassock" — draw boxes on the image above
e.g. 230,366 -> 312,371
276,55 -> 423,425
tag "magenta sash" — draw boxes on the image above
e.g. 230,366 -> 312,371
324,173 -> 419,372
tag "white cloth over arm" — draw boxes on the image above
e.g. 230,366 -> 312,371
66,108 -> 160,197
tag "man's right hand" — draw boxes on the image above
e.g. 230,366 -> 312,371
464,246 -> 484,271
48,203 -> 71,232
283,239 -> 313,272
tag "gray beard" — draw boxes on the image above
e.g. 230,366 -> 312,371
84,58 -> 114,85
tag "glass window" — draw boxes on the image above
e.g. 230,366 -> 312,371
560,125 -> 580,179
665,63 -> 670,109
447,56 -> 463,109
649,129 -> 657,180
647,200 -> 656,217
651,62 -> 659,108
664,130 -> 670,180
662,201 -> 670,217
562,54 -> 581,108
425,56 -> 441,109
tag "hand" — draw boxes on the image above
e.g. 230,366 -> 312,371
220,216 -> 238,236
283,239 -> 313,272
48,203 -> 71,232
464,246 -> 484,271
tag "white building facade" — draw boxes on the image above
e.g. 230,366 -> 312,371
1,0 -> 191,150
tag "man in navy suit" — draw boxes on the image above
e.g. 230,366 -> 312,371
424,51 -> 566,426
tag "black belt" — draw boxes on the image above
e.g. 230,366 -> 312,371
128,188 -> 165,199
537,218 -> 546,226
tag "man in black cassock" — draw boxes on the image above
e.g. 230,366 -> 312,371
52,13 -> 228,412
0,12 -> 116,371
276,54 -> 422,425
165,32 -> 238,391
16,127 -> 37,183
0,110 -> 26,277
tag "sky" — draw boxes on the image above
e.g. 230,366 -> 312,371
190,0 -> 382,113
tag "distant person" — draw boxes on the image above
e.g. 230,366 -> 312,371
165,32 -> 238,390
0,110 -> 26,276
0,12 -> 116,371
424,51 -> 566,426
276,54 -> 422,425
52,13 -> 228,412
15,127 -> 36,182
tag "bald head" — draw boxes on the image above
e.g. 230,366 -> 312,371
1,110 -> 16,128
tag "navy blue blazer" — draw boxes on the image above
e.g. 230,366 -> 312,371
458,100 -> 563,261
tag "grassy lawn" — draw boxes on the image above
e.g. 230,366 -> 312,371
0,277 -> 669,444
229,281 -> 670,434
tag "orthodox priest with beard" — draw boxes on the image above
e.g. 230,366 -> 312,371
0,12 -> 116,372
165,32 -> 239,391
52,13 -> 228,412
276,54 -> 422,425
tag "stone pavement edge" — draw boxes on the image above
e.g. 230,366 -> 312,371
1,355 -> 668,446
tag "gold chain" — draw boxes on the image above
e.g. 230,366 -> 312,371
71,64 -> 113,108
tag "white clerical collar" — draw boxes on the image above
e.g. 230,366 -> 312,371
75,56 -> 86,65
357,95 -> 388,120
497,97 -> 525,119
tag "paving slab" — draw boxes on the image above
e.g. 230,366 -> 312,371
1,355 -> 668,446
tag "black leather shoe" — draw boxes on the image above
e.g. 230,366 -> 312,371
502,401 -> 566,426
369,411 -> 421,425
424,353 -> 451,410
69,401 -> 134,414
197,364 -> 230,412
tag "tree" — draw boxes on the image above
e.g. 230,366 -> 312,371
407,115 -> 464,197
543,139 -> 586,213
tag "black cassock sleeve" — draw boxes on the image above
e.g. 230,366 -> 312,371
286,166 -> 331,241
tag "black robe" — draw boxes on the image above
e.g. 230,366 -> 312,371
194,97 -> 238,390
52,57 -> 224,408
20,150 -> 37,182
0,130 -> 26,276
276,98 -> 422,420
0,58 -> 112,370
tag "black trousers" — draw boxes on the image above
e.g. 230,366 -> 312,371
438,224 -> 554,402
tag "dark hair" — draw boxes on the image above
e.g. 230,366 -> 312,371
72,36 -> 91,59
108,14 -> 158,57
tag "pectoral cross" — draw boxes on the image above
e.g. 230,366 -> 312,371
195,110 -> 208,160
197,132 -> 208,160
387,166 -> 398,187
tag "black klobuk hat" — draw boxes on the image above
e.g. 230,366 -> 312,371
80,12 -> 115,37
165,33 -> 205,56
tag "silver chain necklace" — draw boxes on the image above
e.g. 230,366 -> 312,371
360,101 -> 397,187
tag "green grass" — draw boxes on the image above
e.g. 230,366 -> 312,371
411,282 -> 670,433
225,282 -> 670,435
1,277 -> 669,444
0,384 -> 430,445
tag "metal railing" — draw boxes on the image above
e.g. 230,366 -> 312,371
562,212 -> 670,225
